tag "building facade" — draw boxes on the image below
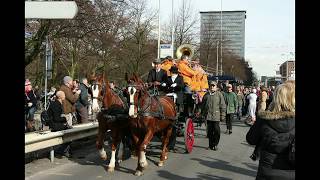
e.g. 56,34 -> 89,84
279,60 -> 295,81
200,11 -> 246,60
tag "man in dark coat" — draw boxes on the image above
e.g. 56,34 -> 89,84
201,81 -> 226,150
48,91 -> 73,158
246,82 -> 295,180
165,66 -> 184,152
147,58 -> 168,95
76,77 -> 90,124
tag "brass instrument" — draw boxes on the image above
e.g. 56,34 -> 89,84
176,44 -> 194,60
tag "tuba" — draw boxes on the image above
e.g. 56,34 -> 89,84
176,44 -> 194,60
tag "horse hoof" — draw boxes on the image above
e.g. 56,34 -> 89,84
117,159 -> 123,164
158,161 -> 164,167
107,166 -> 115,172
134,170 -> 143,176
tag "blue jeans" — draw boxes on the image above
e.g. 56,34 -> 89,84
26,106 -> 37,121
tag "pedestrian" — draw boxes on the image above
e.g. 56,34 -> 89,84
246,88 -> 258,125
59,76 -> 81,127
236,86 -> 245,121
47,91 -> 73,158
246,81 -> 295,180
201,81 -> 226,150
25,79 -> 37,132
223,84 -> 238,134
258,86 -> 268,112
75,77 -> 90,124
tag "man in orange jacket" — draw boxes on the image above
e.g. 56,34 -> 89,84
161,56 -> 175,76
177,55 -> 199,93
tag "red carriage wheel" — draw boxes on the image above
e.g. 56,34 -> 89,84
184,118 -> 194,153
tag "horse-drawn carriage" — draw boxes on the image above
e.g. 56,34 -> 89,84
90,72 -> 206,176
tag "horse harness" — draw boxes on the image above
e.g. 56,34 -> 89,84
136,88 -> 176,122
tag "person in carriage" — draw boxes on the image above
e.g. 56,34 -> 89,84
147,58 -> 168,95
161,56 -> 176,76
164,66 -> 185,152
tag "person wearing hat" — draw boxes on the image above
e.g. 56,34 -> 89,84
165,66 -> 184,105
59,76 -> 81,127
161,56 -> 174,76
25,79 -> 37,132
223,83 -> 238,134
165,65 -> 185,152
147,58 -> 168,95
201,81 -> 226,150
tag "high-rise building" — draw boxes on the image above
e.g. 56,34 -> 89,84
200,11 -> 246,60
280,60 -> 295,81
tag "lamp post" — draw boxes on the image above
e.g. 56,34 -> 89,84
171,0 -> 174,58
157,0 -> 161,59
220,0 -> 223,76
216,41 -> 219,76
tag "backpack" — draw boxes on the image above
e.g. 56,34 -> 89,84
288,137 -> 295,166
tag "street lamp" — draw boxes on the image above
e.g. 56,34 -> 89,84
220,0 -> 223,76
157,0 -> 161,59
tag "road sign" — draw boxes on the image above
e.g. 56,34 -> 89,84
160,44 -> 173,58
25,1 -> 78,19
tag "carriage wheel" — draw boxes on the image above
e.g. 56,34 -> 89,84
184,118 -> 194,153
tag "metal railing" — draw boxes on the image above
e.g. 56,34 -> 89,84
25,122 -> 98,162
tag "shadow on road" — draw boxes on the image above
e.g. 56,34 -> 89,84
190,157 -> 257,178
157,170 -> 232,180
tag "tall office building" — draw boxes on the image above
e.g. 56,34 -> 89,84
200,11 -> 246,60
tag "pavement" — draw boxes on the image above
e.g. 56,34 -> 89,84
25,118 -> 258,180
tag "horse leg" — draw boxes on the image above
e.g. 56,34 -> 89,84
132,133 -> 144,176
96,118 -> 108,160
159,126 -> 173,167
107,133 -> 121,173
131,132 -> 139,159
139,129 -> 155,169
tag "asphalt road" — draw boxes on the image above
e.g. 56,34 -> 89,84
25,119 -> 258,180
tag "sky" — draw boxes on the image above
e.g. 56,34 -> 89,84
147,0 -> 295,78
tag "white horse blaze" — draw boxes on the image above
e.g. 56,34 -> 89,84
128,87 -> 137,117
91,85 -> 100,112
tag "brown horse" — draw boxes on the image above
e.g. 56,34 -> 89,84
126,74 -> 176,176
91,74 -> 131,172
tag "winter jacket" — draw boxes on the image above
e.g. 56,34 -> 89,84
246,111 -> 295,180
47,100 -> 69,132
223,91 -> 238,114
201,91 -> 226,122
59,84 -> 79,114
76,83 -> 89,109
177,60 -> 198,87
25,90 -> 37,110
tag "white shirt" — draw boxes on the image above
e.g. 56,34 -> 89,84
171,74 -> 178,82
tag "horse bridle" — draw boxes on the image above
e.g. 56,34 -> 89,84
128,83 -> 163,118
